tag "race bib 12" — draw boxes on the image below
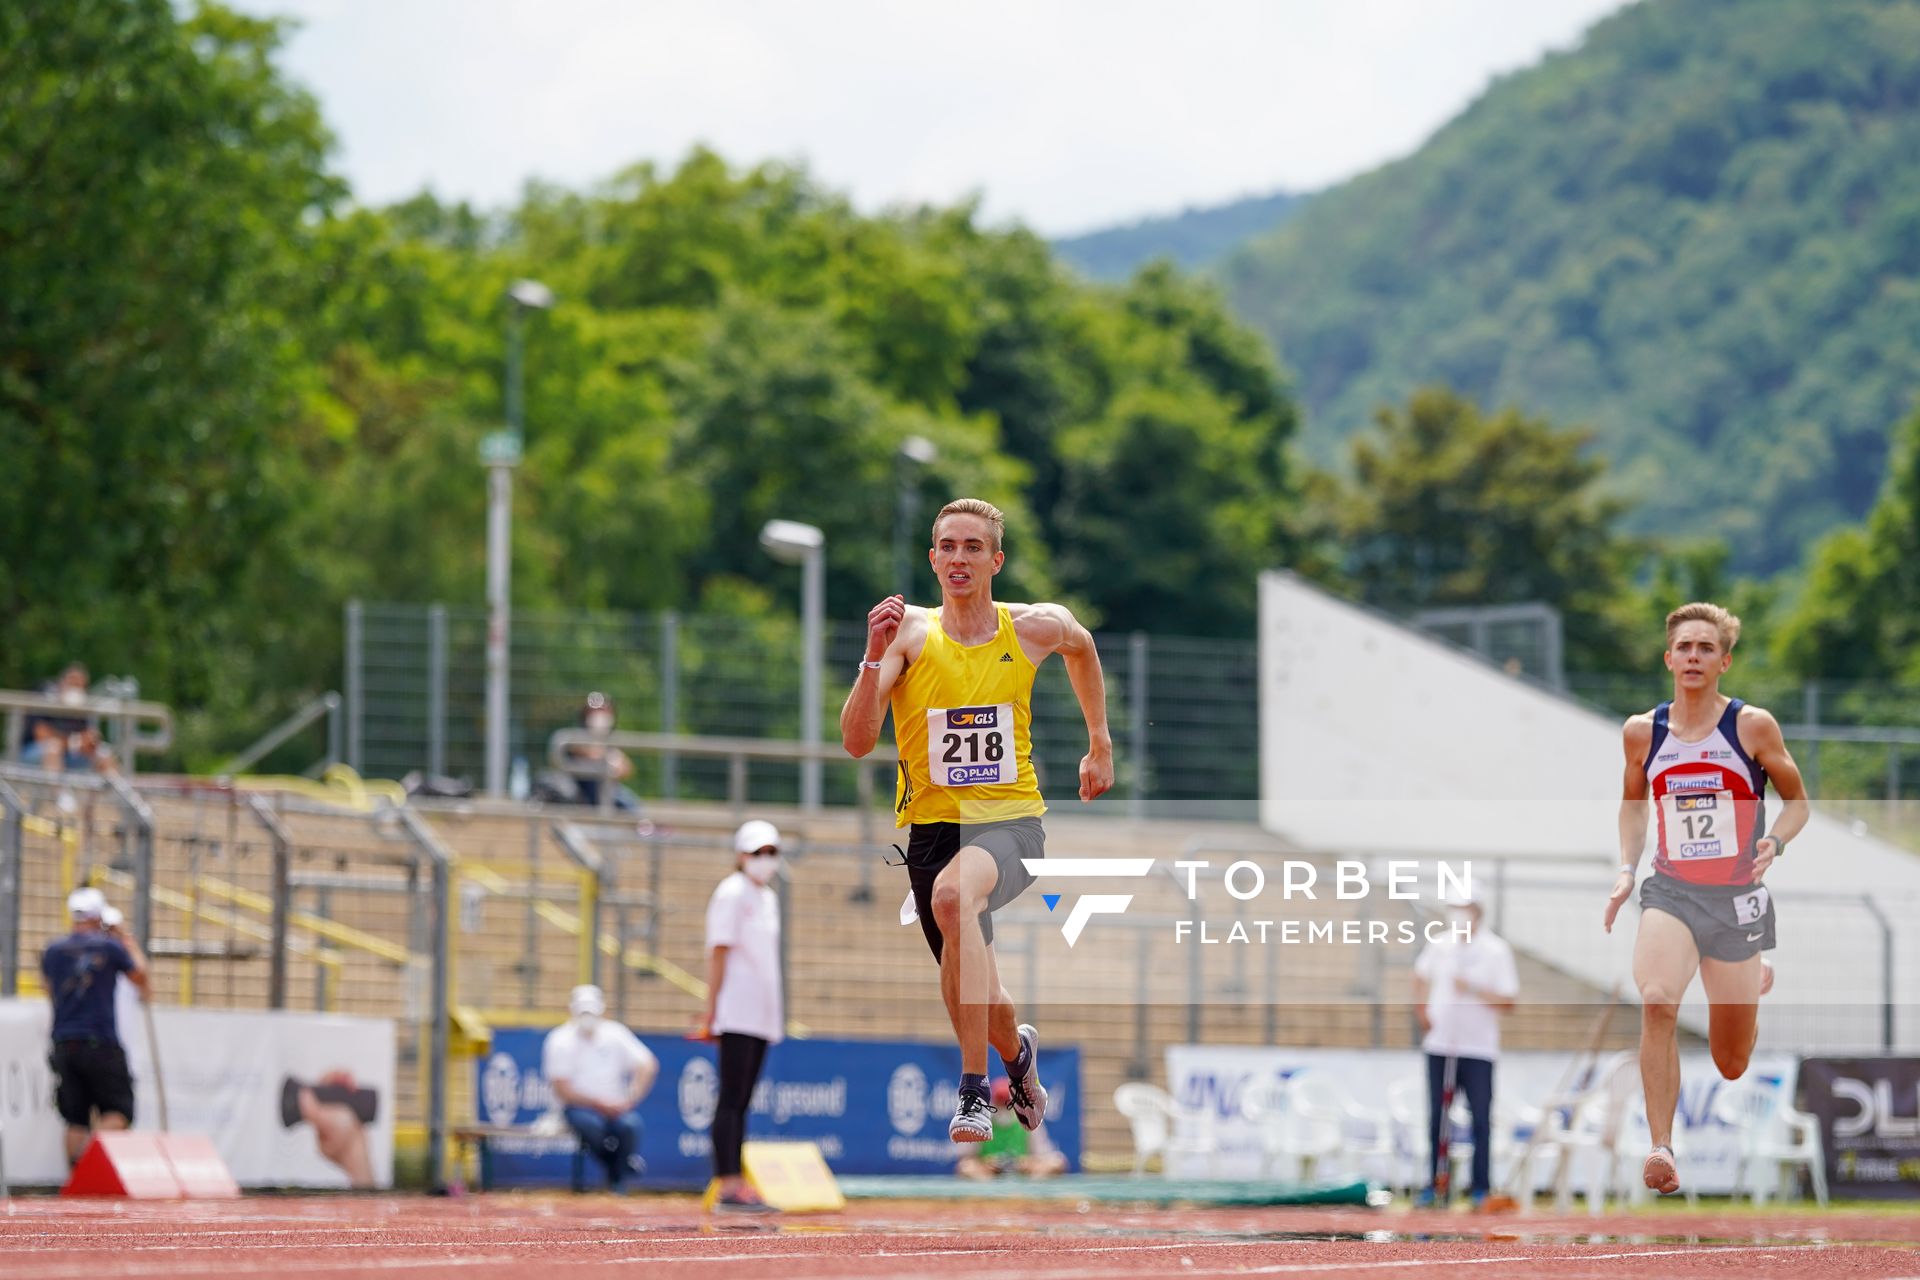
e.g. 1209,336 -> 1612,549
1661,786 -> 1738,861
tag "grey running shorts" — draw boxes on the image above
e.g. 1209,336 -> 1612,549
903,817 -> 1044,960
1640,871 -> 1776,962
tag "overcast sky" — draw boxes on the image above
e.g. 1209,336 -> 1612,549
236,0 -> 1630,236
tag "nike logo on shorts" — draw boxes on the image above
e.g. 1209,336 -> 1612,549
1745,931 -> 1763,942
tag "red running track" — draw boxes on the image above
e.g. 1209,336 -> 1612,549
4,1195 -> 1918,1280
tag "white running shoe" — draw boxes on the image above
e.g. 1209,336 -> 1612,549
1007,1024 -> 1048,1131
949,1089 -> 994,1143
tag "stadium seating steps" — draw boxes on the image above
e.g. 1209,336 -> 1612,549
11,786 -> 1640,1161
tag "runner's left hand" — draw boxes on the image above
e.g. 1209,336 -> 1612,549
1752,837 -> 1779,881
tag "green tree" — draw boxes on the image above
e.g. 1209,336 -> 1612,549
1337,387 -> 1638,669
0,0 -> 341,738
1221,0 -> 1920,572
1778,400 -> 1920,681
1051,266 -> 1305,634
667,295 -> 1042,617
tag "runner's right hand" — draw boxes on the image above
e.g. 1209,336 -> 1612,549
1602,869 -> 1634,933
866,595 -> 904,658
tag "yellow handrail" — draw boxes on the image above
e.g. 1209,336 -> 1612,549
230,764 -> 407,812
451,860 -> 807,1035
193,876 -> 412,965
91,868 -> 345,1003
460,863 -> 588,938
9,810 -> 83,940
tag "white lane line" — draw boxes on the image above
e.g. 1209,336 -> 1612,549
605,1238 -> 1316,1266
5,1233 -> 1293,1264
1,1230 -> 1858,1280
810,1241 -> 1837,1280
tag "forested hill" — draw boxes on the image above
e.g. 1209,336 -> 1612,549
1220,0 -> 1920,571
1053,190 -> 1304,281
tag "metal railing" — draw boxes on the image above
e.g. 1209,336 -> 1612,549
6,760 -> 1912,1189
219,692 -> 343,778
0,688 -> 173,778
0,776 -> 26,997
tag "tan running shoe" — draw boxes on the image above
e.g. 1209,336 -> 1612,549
1643,1144 -> 1680,1195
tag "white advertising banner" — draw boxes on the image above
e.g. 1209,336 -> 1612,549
1164,1043 -> 1798,1195
0,998 -> 395,1189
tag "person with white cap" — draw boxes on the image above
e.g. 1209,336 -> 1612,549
541,983 -> 657,1190
1410,894 -> 1518,1209
695,819 -> 786,1213
40,886 -> 150,1163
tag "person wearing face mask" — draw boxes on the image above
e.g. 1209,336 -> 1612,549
541,984 -> 657,1190
21,662 -> 114,775
565,692 -> 642,812
694,820 -> 786,1213
1410,896 -> 1518,1209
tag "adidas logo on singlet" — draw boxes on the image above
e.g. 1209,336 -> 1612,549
999,652 -> 1013,662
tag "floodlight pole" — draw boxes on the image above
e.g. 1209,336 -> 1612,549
893,436 -> 937,598
484,281 -> 551,796
760,520 -> 826,811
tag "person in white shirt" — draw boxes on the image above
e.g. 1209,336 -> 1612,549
694,819 -> 785,1213
542,984 -> 658,1190
1410,895 -> 1518,1208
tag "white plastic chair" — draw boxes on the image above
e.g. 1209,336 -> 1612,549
1488,1095 -> 1539,1195
1113,1082 -> 1218,1177
1290,1071 -> 1397,1189
1521,1051 -> 1643,1215
1713,1073 -> 1829,1207
1241,1076 -> 1341,1183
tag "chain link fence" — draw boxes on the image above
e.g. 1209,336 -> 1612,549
342,602 -> 1920,826
345,602 -> 1259,816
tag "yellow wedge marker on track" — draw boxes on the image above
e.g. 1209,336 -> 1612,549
700,1141 -> 844,1213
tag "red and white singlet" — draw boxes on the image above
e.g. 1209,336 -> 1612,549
1645,698 -> 1770,887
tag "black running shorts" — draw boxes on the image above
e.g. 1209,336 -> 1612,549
1640,872 -> 1777,963
50,1039 -> 135,1127
904,817 -> 1044,960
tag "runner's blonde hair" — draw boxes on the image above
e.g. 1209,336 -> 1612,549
1665,601 -> 1741,651
932,499 -> 1005,553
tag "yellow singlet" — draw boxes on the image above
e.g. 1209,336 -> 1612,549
891,605 -> 1044,825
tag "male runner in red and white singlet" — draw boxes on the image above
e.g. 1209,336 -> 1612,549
1604,602 -> 1809,1197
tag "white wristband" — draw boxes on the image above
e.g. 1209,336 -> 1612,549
1618,863 -> 1637,876
857,660 -> 883,671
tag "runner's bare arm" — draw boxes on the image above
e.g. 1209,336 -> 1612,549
1029,603 -> 1114,802
841,596 -> 912,757
1740,705 -> 1809,878
1607,715 -> 1654,933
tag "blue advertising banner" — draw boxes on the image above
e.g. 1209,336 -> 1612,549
475,1029 -> 1081,1187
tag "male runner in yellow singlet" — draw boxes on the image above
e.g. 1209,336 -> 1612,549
841,498 -> 1114,1143
1604,602 -> 1808,1196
